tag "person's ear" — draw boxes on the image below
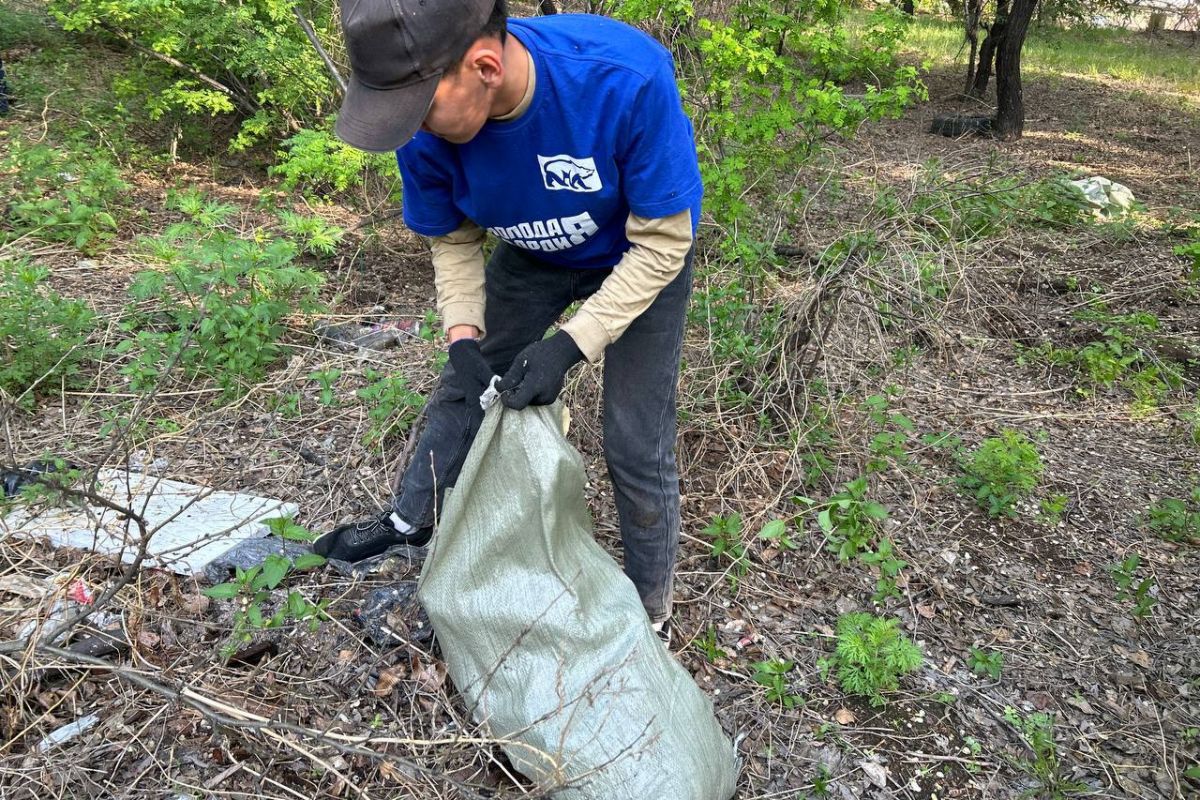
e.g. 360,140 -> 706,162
467,42 -> 504,89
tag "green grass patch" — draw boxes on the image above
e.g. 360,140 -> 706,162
895,15 -> 1200,94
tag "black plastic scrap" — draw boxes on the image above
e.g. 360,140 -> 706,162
1,460 -> 74,498
353,581 -> 433,648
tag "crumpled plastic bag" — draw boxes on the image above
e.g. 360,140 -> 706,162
1069,176 -> 1135,217
418,403 -> 737,799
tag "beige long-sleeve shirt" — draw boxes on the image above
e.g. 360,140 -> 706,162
430,209 -> 692,362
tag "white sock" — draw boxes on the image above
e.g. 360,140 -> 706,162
388,512 -> 414,534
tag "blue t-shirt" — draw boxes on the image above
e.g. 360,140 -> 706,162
396,14 -> 703,270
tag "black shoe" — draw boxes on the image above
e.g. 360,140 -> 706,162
313,513 -> 431,562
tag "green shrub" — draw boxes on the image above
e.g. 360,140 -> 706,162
50,0 -> 339,149
270,126 -> 400,198
0,259 -> 96,401
823,612 -> 922,707
958,430 -> 1043,518
1,143 -> 127,252
114,192 -> 323,396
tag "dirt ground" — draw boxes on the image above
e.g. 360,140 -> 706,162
1,29 -> 1198,800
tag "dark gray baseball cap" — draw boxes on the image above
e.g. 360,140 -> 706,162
336,0 -> 495,152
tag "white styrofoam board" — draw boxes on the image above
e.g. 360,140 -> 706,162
1,469 -> 298,576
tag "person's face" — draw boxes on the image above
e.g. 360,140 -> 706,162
420,43 -> 503,144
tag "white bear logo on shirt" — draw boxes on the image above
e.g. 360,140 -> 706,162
538,154 -> 603,193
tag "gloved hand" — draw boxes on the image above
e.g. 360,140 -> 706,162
447,338 -> 495,404
497,330 -> 584,410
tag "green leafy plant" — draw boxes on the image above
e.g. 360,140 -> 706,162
863,390 -> 915,472
1003,708 -> 1088,798
821,612 -> 921,707
693,623 -> 727,663
0,259 -> 96,402
271,127 -> 400,197
1108,553 -> 1157,618
50,0 -> 340,150
758,518 -> 799,550
309,368 -> 342,407
278,210 -> 345,256
202,517 -> 328,658
752,658 -> 802,708
798,476 -> 889,562
1144,489 -> 1200,544
357,370 -> 426,446
1039,493 -> 1069,526
859,536 -> 907,603
967,647 -> 1004,680
958,430 -> 1043,518
1,143 -> 126,252
115,192 -> 324,396
701,511 -> 750,588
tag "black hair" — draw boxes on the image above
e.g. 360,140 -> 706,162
449,0 -> 507,67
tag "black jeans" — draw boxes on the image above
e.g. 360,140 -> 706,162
394,242 -> 693,622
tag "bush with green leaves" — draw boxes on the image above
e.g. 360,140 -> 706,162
1,143 -> 126,252
821,612 -> 922,707
271,126 -> 400,199
0,259 -> 96,402
50,0 -> 339,150
114,191 -> 324,396
958,430 -> 1043,518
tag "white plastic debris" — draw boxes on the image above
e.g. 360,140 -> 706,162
3,469 -> 298,576
1069,176 -> 1135,217
36,713 -> 99,752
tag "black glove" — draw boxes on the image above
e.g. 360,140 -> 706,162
497,330 -> 584,410
446,338 -> 495,403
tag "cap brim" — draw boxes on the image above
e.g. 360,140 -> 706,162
335,72 -> 440,153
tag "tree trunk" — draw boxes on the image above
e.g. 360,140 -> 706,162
969,0 -> 1009,99
994,0 -> 1038,139
963,0 -> 984,95
0,57 -> 8,115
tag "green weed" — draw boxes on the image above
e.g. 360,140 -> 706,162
967,647 -> 1004,680
821,612 -> 922,707
203,517 -> 329,659
701,511 -> 750,589
1144,489 -> 1200,544
115,192 -> 323,397
958,431 -> 1043,518
1108,554 -> 1157,618
752,658 -> 803,708
0,259 -> 96,403
1002,707 -> 1089,798
1,143 -> 127,252
758,518 -> 799,551
357,370 -> 425,446
309,368 -> 342,407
